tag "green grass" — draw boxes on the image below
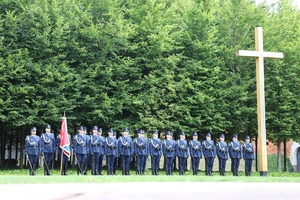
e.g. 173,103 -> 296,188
0,169 -> 299,184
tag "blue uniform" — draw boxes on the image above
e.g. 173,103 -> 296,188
163,139 -> 176,175
40,132 -> 55,175
56,134 -> 71,175
228,141 -> 242,176
176,139 -> 189,175
83,134 -> 91,175
74,133 -> 89,175
202,140 -> 216,175
98,135 -> 106,174
189,139 -> 202,175
105,136 -> 118,175
112,139 -> 119,175
216,141 -> 228,176
118,136 -> 133,175
134,137 -> 148,174
25,135 -> 40,175
242,142 -> 254,176
89,134 -> 101,175
149,138 -> 162,175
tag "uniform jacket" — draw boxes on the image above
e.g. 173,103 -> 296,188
40,133 -> 55,153
242,142 -> 254,160
89,134 -> 102,153
163,139 -> 176,157
202,140 -> 216,158
189,140 -> 202,158
134,137 -> 148,156
228,141 -> 242,159
118,136 -> 133,156
148,138 -> 162,156
25,135 -> 41,155
105,136 -> 118,156
176,139 -> 189,158
73,134 -> 89,154
216,141 -> 228,159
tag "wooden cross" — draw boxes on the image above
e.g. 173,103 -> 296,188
236,27 -> 283,176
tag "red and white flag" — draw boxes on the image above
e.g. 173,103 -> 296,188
59,117 -> 70,157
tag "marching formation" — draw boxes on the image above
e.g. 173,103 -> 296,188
25,125 -> 254,176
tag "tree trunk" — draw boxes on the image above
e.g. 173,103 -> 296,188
255,136 -> 258,171
277,138 -> 281,171
19,127 -> 25,169
283,139 -> 287,172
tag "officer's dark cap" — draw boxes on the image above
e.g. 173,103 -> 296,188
108,128 -> 113,133
98,128 -> 102,132
206,133 -> 211,137
123,128 -> 129,133
45,124 -> 51,129
78,126 -> 84,131
180,131 -> 185,135
245,135 -> 250,140
152,130 -> 159,134
192,132 -> 198,136
92,126 -> 98,130
219,134 -> 225,138
31,127 -> 37,131
232,134 -> 238,138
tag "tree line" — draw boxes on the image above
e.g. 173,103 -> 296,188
0,0 -> 299,169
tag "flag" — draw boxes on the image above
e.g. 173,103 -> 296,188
59,117 -> 71,157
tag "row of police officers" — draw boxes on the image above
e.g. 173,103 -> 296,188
25,125 -> 254,176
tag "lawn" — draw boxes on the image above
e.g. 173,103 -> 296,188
0,168 -> 299,184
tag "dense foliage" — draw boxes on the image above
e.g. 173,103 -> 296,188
0,0 -> 299,144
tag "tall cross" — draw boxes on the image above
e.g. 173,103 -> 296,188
236,27 -> 283,176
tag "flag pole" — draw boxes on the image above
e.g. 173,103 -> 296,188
60,150 -> 63,175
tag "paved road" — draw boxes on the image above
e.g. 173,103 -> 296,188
1,182 -> 299,200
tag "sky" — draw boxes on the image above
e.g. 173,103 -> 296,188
256,0 -> 300,8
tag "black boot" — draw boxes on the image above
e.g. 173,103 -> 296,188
64,164 -> 68,175
47,163 -> 51,175
142,170 -> 145,175
29,167 -> 32,176
107,168 -> 110,175
77,165 -> 80,175
122,170 -> 125,175
44,166 -> 47,175
248,171 -> 251,176
113,169 -> 116,175
33,164 -> 36,176
166,170 -> 169,175
155,170 -> 158,175
152,170 -> 155,175
136,170 -> 140,175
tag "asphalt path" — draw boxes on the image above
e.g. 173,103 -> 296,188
1,182 -> 299,200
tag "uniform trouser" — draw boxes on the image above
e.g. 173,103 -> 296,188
137,155 -> 147,171
99,154 -> 104,171
113,156 -> 118,171
191,157 -> 200,172
44,152 -> 53,163
165,156 -> 174,171
122,155 -> 131,171
84,154 -> 90,171
28,154 -> 39,165
151,155 -> 160,171
106,155 -> 115,171
205,157 -> 214,172
218,157 -> 226,173
178,156 -> 187,172
58,152 -> 69,164
231,158 -> 240,173
245,159 -> 253,172
76,153 -> 87,165
91,153 -> 100,170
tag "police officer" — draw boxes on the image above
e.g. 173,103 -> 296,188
228,134 -> 242,176
189,132 -> 202,176
90,126 -> 101,175
242,136 -> 254,176
163,131 -> 176,175
202,133 -> 216,176
216,134 -> 228,176
40,124 -> 55,175
118,128 -> 133,175
83,127 -> 90,175
105,128 -> 118,175
134,130 -> 148,175
112,131 -> 119,175
25,127 -> 40,176
149,130 -> 162,175
74,126 -> 89,175
176,131 -> 189,175
141,130 -> 148,174
55,131 -> 72,175
97,128 -> 105,175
